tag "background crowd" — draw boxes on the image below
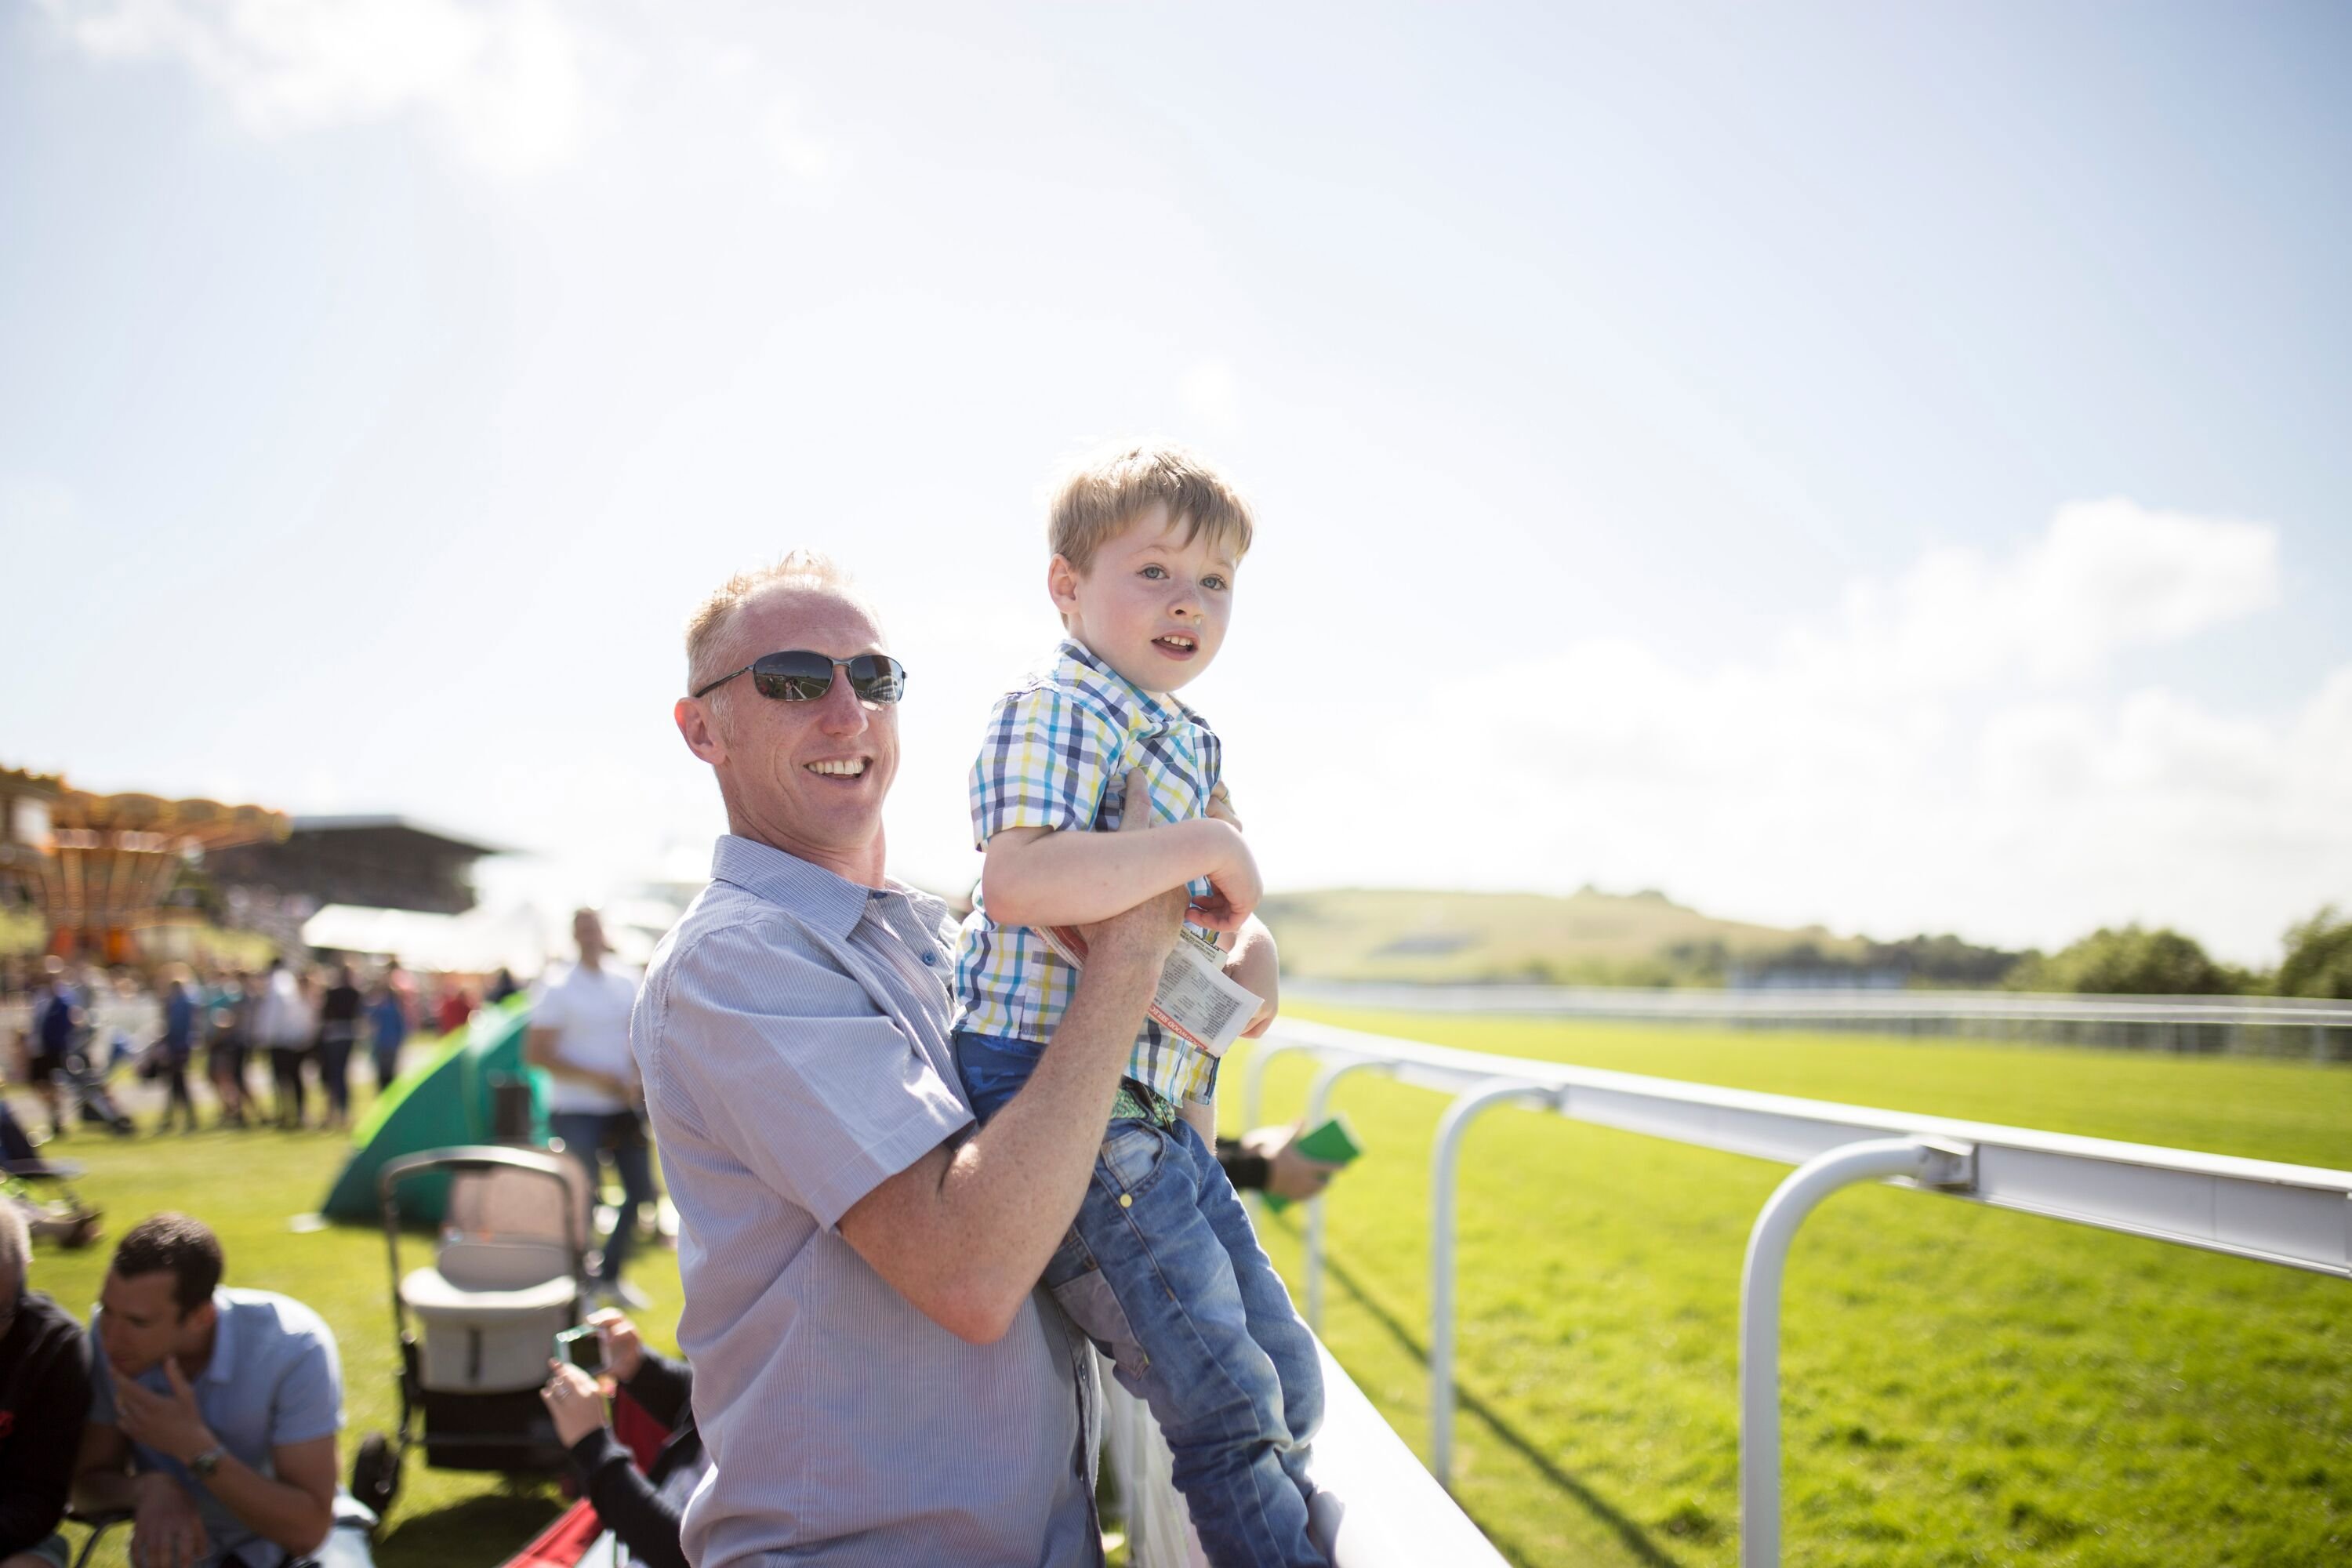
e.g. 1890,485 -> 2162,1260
0,954 -> 502,1141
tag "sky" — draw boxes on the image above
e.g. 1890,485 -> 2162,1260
3,0 -> 2349,967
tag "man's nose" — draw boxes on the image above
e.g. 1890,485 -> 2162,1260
815,666 -> 872,732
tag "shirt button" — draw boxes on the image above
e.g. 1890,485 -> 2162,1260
922,953 -> 937,965
1118,1193 -> 1133,1209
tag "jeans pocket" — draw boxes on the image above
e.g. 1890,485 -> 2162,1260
1098,1117 -> 1171,1196
1047,1226 -> 1152,1384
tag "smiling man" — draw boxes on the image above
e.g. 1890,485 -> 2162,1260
637,551 -> 1188,1567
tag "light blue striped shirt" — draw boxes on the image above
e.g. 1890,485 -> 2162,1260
635,835 -> 1102,1568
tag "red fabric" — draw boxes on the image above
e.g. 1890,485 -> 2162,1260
500,1499 -> 604,1568
612,1388 -> 668,1473
493,1392 -> 675,1566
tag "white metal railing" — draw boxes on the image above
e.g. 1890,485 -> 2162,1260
1244,1018 -> 2352,1568
1103,1335 -> 1508,1568
1286,978 -> 2352,1055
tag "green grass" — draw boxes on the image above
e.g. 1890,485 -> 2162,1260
12,1058 -> 684,1568
20,1012 -> 2352,1566
1229,1004 -> 2352,1566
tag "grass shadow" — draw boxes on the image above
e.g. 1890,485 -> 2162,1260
376,1488 -> 568,1568
1319,1252 -> 1688,1568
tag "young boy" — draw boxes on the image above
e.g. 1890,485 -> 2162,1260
952,443 -> 1327,1568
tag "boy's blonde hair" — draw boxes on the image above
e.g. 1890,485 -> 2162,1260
683,550 -> 866,691
1048,442 -> 1255,572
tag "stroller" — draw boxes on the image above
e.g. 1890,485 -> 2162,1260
0,1099 -> 103,1249
354,1146 -> 593,1519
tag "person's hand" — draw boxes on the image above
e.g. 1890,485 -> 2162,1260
1242,1123 -> 1341,1203
114,1359 -> 216,1464
1187,820 -> 1263,933
1075,772 -> 1189,967
540,1360 -> 611,1447
1206,781 -> 1243,833
129,1470 -> 208,1568
1224,927 -> 1280,1038
586,1308 -> 644,1383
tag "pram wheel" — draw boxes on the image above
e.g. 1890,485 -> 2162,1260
352,1431 -> 402,1522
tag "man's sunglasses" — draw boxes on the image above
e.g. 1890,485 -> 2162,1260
691,651 -> 909,704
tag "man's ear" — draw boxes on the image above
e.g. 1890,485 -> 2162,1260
675,697 -> 728,766
1046,554 -> 1082,622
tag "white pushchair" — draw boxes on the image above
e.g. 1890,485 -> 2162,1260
353,1146 -> 593,1519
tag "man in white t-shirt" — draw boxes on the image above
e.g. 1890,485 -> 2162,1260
526,909 -> 655,1307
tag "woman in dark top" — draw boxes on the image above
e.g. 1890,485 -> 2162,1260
0,1208 -> 94,1566
315,964 -> 364,1132
540,1312 -> 704,1568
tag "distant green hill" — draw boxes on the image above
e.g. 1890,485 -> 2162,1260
1258,887 -> 2014,987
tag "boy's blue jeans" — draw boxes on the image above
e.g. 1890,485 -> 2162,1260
957,1031 -> 1328,1568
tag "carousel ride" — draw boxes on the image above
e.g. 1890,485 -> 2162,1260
2,768 -> 289,962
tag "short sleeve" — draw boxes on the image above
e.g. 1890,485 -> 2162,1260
967,686 -> 1124,850
86,1342 -> 117,1426
653,919 -> 972,1229
269,1308 -> 344,1445
528,971 -> 570,1031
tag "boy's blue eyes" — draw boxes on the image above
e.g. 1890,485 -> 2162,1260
1136,564 -> 1230,590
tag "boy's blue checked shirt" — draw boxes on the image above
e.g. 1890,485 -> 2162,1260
953,637 -> 1225,1105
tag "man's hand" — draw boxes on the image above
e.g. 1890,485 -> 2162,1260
129,1470 -> 208,1568
1224,920 -> 1280,1037
586,1308 -> 645,1382
1071,771 -> 1192,963
1242,1123 -> 1342,1203
539,1362 -> 610,1448
1206,781 -> 1243,833
114,1359 -> 215,1464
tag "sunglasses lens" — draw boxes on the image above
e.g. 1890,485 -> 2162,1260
846,655 -> 907,703
750,652 -> 837,701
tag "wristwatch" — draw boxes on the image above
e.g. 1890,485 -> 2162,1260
189,1444 -> 226,1480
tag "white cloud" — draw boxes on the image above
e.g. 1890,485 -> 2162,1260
1215,500 -> 2343,964
760,101 -> 842,187
41,3 -> 857,190
41,0 -> 590,176
1788,497 -> 2279,696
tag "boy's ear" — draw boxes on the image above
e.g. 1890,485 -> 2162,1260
1046,554 -> 1083,622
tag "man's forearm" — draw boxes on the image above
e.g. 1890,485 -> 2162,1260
528,1029 -> 631,1100
69,1468 -> 140,1515
840,919 -> 1171,1343
200,1453 -> 332,1553
982,818 -> 1231,927
929,942 -> 1160,1310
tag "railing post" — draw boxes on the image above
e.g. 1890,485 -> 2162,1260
1243,1038 -> 1318,1139
1429,1078 -> 1551,1490
1740,1137 -> 1975,1568
1301,1056 -> 1390,1330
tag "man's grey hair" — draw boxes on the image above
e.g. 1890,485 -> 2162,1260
683,550 -> 876,695
0,1200 -> 28,1290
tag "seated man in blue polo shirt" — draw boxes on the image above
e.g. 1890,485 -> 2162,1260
71,1214 -> 371,1568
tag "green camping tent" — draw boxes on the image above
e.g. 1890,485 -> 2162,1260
321,998 -> 548,1224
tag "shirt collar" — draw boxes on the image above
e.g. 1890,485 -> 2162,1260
199,1288 -> 237,1387
709,835 -> 942,940
1051,638 -> 1192,730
